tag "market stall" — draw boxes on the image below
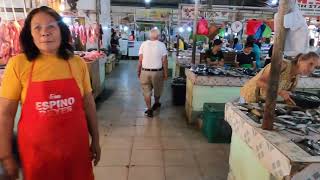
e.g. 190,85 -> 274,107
172,50 -> 200,77
223,0 -> 320,179
225,102 -> 320,180
75,51 -> 108,98
185,67 -> 320,123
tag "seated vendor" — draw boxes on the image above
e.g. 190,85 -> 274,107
206,39 -> 224,67
240,52 -> 319,104
235,42 -> 256,69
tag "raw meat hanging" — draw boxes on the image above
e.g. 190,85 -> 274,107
79,25 -> 87,46
0,20 -> 23,64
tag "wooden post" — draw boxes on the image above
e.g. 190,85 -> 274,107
262,0 -> 291,130
192,0 -> 199,64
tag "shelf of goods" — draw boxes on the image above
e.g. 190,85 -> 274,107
185,69 -> 320,124
225,102 -> 320,180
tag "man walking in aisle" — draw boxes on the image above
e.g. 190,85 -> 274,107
138,29 -> 168,117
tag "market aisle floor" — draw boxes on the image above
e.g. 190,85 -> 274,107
94,60 -> 230,180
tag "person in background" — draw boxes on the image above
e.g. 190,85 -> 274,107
264,44 -> 273,67
110,31 -> 119,55
240,52 -> 320,104
233,38 -> 243,51
235,42 -> 256,69
137,29 -> 168,118
206,39 -> 224,67
99,24 -> 103,46
0,6 -> 100,180
129,30 -> 135,41
247,35 -> 261,68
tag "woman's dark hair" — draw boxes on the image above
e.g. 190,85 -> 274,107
20,6 -> 74,61
213,39 -> 223,46
292,52 -> 320,65
246,35 -> 255,43
233,38 -> 238,49
245,42 -> 253,48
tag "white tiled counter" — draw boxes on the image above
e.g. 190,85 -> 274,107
225,102 -> 320,180
185,68 -> 320,123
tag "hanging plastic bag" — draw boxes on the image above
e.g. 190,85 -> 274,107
197,18 -> 209,35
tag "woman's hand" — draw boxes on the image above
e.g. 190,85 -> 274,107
279,90 -> 296,105
90,139 -> 101,166
2,156 -> 19,180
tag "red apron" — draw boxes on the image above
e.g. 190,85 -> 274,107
17,61 -> 94,180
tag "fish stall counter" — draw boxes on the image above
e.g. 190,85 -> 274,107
185,68 -> 320,124
225,102 -> 320,180
172,50 -> 201,78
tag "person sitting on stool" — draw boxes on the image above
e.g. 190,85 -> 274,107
137,29 -> 168,118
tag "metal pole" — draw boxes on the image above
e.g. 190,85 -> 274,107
262,0 -> 291,130
191,0 -> 199,64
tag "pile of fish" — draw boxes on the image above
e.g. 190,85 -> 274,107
189,64 -> 256,77
292,138 -> 320,156
237,103 -> 320,136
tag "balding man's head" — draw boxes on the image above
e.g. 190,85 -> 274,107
149,29 -> 160,41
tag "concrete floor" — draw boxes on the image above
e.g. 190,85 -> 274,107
93,60 -> 230,180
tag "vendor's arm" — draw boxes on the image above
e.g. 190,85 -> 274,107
218,59 -> 224,67
235,55 -> 240,68
218,51 -> 225,67
81,59 -> 100,166
0,57 -> 21,178
252,61 -> 257,70
0,98 -> 19,178
257,63 -> 294,103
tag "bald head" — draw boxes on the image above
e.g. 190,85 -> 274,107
150,29 -> 160,40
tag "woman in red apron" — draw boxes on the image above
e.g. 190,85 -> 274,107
0,6 -> 100,180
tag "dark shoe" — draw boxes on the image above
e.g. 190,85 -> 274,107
152,103 -> 162,111
144,109 -> 153,117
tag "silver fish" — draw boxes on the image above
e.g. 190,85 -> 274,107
284,129 -> 306,136
291,111 -> 306,117
306,109 -> 317,117
277,115 -> 294,120
307,127 -> 320,134
276,118 -> 297,126
274,122 -> 286,127
237,106 -> 248,111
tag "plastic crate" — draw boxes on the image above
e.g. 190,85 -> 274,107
202,103 -> 232,143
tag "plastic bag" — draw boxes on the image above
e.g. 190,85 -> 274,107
197,18 -> 209,35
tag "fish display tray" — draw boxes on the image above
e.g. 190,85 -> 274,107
225,102 -> 320,179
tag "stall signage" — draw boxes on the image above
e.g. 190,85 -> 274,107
135,9 -> 171,21
298,0 -> 320,9
181,6 -> 195,20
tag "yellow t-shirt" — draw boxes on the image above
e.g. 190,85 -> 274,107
0,53 -> 92,104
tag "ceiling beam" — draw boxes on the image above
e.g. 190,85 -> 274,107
111,2 -> 181,8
